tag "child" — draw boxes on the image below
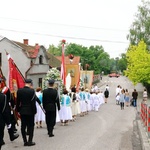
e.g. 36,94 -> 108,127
116,93 -> 120,105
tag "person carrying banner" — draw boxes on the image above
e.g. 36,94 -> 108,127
0,78 -> 19,150
16,79 -> 41,146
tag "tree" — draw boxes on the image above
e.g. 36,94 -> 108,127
118,53 -> 127,73
125,40 -> 150,85
127,0 -> 150,48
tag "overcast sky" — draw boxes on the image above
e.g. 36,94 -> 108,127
0,0 -> 142,58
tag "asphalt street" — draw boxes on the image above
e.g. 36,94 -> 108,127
1,76 -> 150,150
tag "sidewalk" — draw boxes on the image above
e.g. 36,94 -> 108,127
135,91 -> 150,150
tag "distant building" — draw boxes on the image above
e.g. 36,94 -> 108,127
0,36 -> 61,88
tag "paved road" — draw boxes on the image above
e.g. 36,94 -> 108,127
1,76 -> 148,150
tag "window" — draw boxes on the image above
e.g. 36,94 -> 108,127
38,78 -> 42,87
0,53 -> 2,66
39,55 -> 43,64
30,59 -> 33,66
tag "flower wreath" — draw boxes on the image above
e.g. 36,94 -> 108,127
42,68 -> 63,95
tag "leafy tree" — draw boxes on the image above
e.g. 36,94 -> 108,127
118,53 -> 127,73
47,44 -> 61,56
47,42 -> 114,74
127,0 -> 150,48
125,40 -> 150,85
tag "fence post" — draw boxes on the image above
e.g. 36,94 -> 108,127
147,105 -> 150,138
141,102 -> 144,123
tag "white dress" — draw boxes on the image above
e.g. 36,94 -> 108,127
35,92 -> 45,122
85,92 -> 91,111
79,91 -> 86,112
76,93 -> 81,114
70,92 -> 78,116
98,92 -> 105,105
93,94 -> 99,111
59,95 -> 72,121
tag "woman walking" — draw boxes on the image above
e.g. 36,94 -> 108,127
120,89 -> 125,110
125,89 -> 130,107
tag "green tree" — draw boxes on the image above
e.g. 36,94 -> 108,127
125,40 -> 150,85
118,53 -> 127,73
47,44 -> 61,56
127,0 -> 150,48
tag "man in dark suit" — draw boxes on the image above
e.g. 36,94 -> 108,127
16,79 -> 40,146
43,79 -> 60,137
0,79 -> 19,150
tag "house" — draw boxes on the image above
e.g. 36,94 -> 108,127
0,36 -> 61,89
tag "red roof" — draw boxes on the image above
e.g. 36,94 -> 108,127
13,41 -> 39,58
56,56 -> 80,65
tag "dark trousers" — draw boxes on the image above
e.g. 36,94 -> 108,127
0,125 -> 5,147
133,99 -> 137,107
120,102 -> 124,109
20,115 -> 35,143
45,111 -> 56,135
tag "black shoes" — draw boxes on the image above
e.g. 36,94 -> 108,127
2,141 -> 5,145
24,142 -> 28,146
10,134 -> 19,141
24,142 -> 36,146
28,142 -> 36,146
49,134 -> 54,137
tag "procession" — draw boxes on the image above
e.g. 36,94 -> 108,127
0,74 -> 107,149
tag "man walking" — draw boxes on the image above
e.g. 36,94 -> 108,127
16,79 -> 40,146
43,79 -> 60,137
132,89 -> 138,107
0,79 -> 19,150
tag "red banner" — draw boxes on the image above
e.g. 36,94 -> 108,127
7,53 -> 25,95
0,68 -> 6,90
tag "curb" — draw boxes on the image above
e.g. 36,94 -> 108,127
137,120 -> 150,150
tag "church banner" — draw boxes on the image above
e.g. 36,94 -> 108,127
80,70 -> 94,89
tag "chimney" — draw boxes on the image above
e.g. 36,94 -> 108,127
23,39 -> 28,45
35,43 -> 40,49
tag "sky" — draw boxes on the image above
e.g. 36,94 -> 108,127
0,0 -> 142,58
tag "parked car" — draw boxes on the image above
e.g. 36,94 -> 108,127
108,73 -> 120,78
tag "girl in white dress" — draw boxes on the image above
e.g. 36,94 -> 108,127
59,89 -> 72,126
79,88 -> 86,116
85,89 -> 91,113
93,91 -> 100,111
35,87 -> 45,128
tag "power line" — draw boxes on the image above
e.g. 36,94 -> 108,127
0,17 -> 128,32
0,28 -> 129,44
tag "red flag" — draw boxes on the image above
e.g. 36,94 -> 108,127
0,67 -> 6,90
7,52 -> 25,95
61,40 -> 66,85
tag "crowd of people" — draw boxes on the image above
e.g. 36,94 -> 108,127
0,78 -> 108,149
115,85 -> 140,110
1,78 -> 148,149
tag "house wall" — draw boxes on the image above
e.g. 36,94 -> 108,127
26,46 -> 50,89
0,38 -> 30,83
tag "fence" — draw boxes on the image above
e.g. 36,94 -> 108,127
140,102 -> 150,137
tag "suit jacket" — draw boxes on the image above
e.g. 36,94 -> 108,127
16,86 -> 40,115
43,88 -> 60,112
0,92 -> 10,126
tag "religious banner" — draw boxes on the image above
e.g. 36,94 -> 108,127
66,64 -> 79,89
80,70 -> 94,89
7,52 -> 25,97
